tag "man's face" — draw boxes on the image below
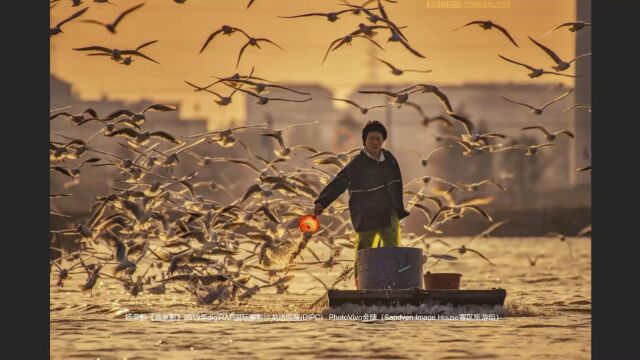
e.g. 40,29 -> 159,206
365,131 -> 385,154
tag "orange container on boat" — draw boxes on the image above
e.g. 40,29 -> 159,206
298,215 -> 320,234
424,272 -> 462,290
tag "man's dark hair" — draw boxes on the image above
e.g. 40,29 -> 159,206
362,120 -> 387,144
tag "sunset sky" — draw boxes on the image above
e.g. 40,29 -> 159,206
50,0 -> 578,129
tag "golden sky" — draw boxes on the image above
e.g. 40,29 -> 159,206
50,0 -> 578,129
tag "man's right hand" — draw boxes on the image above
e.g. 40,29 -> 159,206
313,203 -> 324,216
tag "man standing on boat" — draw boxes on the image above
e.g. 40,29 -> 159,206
313,120 -> 411,289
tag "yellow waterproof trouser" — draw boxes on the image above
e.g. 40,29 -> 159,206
354,210 -> 401,279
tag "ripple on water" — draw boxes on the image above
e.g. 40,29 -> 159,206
559,308 -> 591,314
523,277 -> 561,283
504,301 -> 557,317
569,300 -> 591,305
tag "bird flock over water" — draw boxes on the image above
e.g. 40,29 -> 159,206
50,0 -> 592,306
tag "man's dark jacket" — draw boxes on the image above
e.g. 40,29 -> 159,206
314,148 -> 410,232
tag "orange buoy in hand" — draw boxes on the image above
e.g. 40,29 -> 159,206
299,214 -> 320,234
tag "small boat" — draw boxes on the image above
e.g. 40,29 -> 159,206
327,288 -> 507,307
328,247 -> 507,308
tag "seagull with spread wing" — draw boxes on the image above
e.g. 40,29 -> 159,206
498,55 -> 581,79
199,25 -> 250,54
520,126 -> 574,141
453,20 -> 519,47
322,34 -> 384,65
501,89 -> 573,115
236,36 -> 284,69
330,98 -> 386,115
278,7 -> 372,22
529,36 -> 591,72
373,56 -> 432,76
542,21 -> 591,37
50,7 -> 89,37
81,2 -> 145,34
74,40 -> 160,64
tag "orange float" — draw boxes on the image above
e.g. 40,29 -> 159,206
298,214 -> 320,234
